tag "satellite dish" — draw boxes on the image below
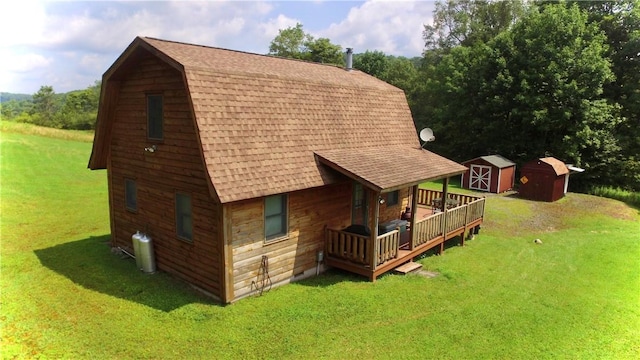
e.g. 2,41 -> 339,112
419,128 -> 435,147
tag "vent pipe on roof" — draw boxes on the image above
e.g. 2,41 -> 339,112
346,48 -> 353,71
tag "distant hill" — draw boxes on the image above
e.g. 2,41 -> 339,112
1,93 -> 32,102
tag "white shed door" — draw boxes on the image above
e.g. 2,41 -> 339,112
469,165 -> 491,192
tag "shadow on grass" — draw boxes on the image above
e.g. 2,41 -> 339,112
34,235 -> 210,312
294,268 -> 369,288
298,237 -> 468,287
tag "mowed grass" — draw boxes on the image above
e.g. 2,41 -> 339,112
2,123 -> 639,359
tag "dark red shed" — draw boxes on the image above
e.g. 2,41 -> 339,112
461,155 -> 516,193
519,157 -> 569,202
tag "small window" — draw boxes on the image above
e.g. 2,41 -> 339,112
125,179 -> 137,211
176,193 -> 193,242
386,190 -> 399,206
147,94 -> 163,140
265,194 -> 288,241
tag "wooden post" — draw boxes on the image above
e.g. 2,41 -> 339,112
370,190 -> 380,270
409,184 -> 419,250
439,177 -> 449,254
441,177 -> 449,212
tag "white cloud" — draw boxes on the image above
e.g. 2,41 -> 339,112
319,0 -> 434,56
258,14 -> 301,40
1,0 -> 434,93
0,1 -> 47,48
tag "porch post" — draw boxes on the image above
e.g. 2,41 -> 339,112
440,177 -> 449,254
370,190 -> 380,271
441,177 -> 449,212
409,185 -> 419,250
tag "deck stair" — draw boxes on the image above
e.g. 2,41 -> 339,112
394,261 -> 422,275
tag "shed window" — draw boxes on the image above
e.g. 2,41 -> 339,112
265,194 -> 288,241
175,193 -> 193,242
386,190 -> 399,206
125,179 -> 137,211
147,94 -> 163,140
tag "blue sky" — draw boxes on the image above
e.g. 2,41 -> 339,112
1,1 -> 436,94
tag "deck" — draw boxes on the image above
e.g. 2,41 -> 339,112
324,188 -> 485,281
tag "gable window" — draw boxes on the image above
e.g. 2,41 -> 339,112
175,193 -> 193,242
125,179 -> 137,212
265,194 -> 288,241
147,94 -> 163,140
386,190 -> 399,206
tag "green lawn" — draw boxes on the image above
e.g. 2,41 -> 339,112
2,123 -> 639,359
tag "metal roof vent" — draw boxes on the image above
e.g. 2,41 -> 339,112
346,48 -> 353,71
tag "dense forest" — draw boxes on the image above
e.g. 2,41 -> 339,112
2,0 -> 638,191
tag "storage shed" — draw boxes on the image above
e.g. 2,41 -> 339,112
461,155 -> 516,193
518,157 -> 570,202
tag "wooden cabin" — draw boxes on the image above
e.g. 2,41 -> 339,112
89,37 -> 485,303
461,155 -> 516,193
519,157 -> 570,202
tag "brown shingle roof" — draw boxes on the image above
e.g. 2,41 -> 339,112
315,147 -> 467,192
90,37 -> 466,203
539,157 -> 569,176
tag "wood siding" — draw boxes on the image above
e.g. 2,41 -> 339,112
462,158 -> 515,194
228,182 -> 351,300
498,165 -> 516,193
108,56 -> 222,297
378,188 -> 410,224
520,167 -> 566,202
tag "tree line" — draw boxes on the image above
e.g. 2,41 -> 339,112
1,82 -> 100,130
2,0 -> 637,191
268,0 -> 639,192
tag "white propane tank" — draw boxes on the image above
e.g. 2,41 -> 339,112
131,231 -> 143,270
138,233 -> 156,274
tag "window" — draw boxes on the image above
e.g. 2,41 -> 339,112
386,190 -> 399,206
175,193 -> 193,241
147,94 -> 163,140
265,194 -> 287,241
124,179 -> 137,211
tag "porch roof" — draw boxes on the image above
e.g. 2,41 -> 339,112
314,146 -> 467,193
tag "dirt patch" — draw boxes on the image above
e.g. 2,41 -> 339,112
486,192 -> 637,236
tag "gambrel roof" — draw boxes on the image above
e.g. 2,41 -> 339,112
89,37 -> 466,203
538,157 -> 569,176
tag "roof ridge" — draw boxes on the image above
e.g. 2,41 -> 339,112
184,67 -> 402,92
142,36 -> 348,70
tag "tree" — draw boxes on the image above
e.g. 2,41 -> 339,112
419,3 -> 622,190
570,0 -> 640,190
306,37 -> 343,65
423,0 -> 526,51
353,50 -> 389,78
54,81 -> 100,129
268,23 -> 312,60
30,86 -> 59,126
268,23 -> 343,66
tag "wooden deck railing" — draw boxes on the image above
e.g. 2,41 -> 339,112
325,228 -> 403,269
413,212 -> 444,247
325,228 -> 371,266
417,188 -> 482,207
376,229 -> 399,266
465,198 -> 485,224
325,191 -> 486,280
